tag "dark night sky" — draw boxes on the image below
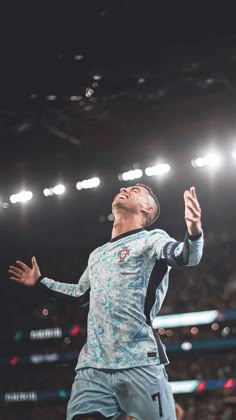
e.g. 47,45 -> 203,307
0,2 -> 236,302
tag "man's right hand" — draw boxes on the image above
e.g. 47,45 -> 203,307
9,257 -> 41,287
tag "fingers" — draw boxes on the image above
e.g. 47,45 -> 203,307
185,203 -> 201,218
16,260 -> 30,271
9,267 -> 23,280
8,260 -> 30,283
9,266 -> 24,275
184,186 -> 197,198
8,258 -> 39,287
184,187 -> 201,211
9,269 -> 24,283
32,256 -> 39,268
9,276 -> 23,283
190,185 -> 197,198
184,186 -> 201,228
185,207 -> 201,223
185,195 -> 200,213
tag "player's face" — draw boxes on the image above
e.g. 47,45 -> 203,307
112,186 -> 151,211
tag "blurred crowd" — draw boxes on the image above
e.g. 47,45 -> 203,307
160,234 -> 236,315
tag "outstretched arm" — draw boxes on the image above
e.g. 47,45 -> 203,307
148,186 -> 203,267
9,257 -> 90,306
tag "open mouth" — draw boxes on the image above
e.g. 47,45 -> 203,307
117,193 -> 129,200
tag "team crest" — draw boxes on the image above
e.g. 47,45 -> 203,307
118,247 -> 130,262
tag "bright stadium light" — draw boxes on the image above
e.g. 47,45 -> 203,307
43,188 -> 53,197
145,163 -> 171,176
118,169 -> 143,181
191,153 -> 222,169
43,184 -> 65,197
232,150 -> 236,161
76,177 -> 100,190
10,191 -> 33,204
52,184 -> 65,195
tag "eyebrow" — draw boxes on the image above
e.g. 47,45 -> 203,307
130,187 -> 141,191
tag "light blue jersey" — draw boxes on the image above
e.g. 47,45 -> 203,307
38,228 -> 203,370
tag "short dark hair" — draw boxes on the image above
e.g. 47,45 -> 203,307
136,183 -> 160,226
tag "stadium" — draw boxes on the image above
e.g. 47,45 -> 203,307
0,3 -> 236,419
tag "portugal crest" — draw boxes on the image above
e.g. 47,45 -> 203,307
118,247 -> 130,262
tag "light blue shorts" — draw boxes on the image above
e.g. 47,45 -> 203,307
67,364 -> 176,420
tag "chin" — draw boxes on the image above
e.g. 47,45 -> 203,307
113,200 -> 127,210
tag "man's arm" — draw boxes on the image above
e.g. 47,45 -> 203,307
162,230 -> 203,268
149,186 -> 203,268
9,257 -> 90,306
163,186 -> 203,268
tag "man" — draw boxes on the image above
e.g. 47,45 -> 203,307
9,184 -> 203,420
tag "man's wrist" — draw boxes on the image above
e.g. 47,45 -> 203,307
36,275 -> 44,285
186,230 -> 203,241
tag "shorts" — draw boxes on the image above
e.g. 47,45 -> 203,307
67,364 -> 176,420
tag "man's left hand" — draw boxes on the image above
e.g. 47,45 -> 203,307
184,186 -> 202,236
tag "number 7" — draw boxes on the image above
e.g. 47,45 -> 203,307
151,391 -> 163,417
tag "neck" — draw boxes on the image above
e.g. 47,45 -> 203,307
111,212 -> 143,239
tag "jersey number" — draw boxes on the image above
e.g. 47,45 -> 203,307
152,392 -> 163,417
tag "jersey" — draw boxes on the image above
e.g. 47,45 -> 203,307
37,228 -> 203,369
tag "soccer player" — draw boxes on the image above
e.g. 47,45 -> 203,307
9,184 -> 203,420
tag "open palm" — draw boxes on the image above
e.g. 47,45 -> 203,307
9,257 -> 41,287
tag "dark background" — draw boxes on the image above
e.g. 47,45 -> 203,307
1,2 -> 236,299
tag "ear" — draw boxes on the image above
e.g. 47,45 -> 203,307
143,205 -> 154,217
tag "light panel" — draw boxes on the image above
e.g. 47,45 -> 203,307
145,163 -> 171,176
10,191 -> 33,204
191,153 -> 222,168
152,309 -> 218,328
76,177 -> 100,190
43,184 -> 65,197
119,169 -> 143,181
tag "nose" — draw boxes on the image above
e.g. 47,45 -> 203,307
120,187 -> 128,193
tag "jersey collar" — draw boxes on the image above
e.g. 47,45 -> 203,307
110,228 -> 144,243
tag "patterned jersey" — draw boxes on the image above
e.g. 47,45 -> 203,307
38,228 -> 203,369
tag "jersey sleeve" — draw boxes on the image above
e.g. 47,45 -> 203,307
36,266 -> 90,306
147,229 -> 203,268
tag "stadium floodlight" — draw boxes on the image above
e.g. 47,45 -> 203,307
118,169 -> 143,181
76,177 -> 100,190
93,75 -> 102,81
52,184 -> 65,195
145,163 -> 171,176
232,150 -> 236,160
74,54 -> 83,61
43,185 -> 65,197
46,95 -> 57,101
191,153 -> 222,169
10,191 -> 33,204
43,188 -> 53,197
